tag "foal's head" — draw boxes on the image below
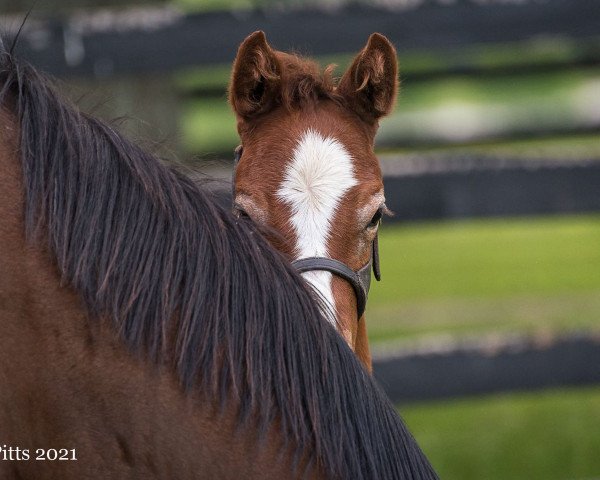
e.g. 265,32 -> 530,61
229,31 -> 398,370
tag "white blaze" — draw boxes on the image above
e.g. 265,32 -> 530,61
277,129 -> 357,325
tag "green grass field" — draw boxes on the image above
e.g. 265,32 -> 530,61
371,217 -> 600,479
366,215 -> 600,344
401,387 -> 600,480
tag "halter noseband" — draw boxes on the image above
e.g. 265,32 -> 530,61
232,146 -> 381,319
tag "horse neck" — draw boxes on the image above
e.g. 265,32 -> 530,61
0,120 -> 320,480
354,318 -> 373,372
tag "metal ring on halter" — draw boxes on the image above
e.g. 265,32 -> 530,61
232,145 -> 381,320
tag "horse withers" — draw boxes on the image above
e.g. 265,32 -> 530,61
0,37 -> 437,478
230,32 -> 397,371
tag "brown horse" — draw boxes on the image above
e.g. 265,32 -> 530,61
230,32 -> 397,371
0,38 -> 437,479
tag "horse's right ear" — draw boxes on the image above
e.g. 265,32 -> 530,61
229,31 -> 281,119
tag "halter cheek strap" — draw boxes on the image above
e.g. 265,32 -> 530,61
232,145 -> 381,320
232,145 -> 243,200
291,234 -> 380,319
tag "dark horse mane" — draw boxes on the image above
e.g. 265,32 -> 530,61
0,44 -> 436,479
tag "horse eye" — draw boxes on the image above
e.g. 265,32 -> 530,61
233,206 -> 249,220
367,208 -> 382,229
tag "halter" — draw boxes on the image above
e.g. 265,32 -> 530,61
232,145 -> 381,319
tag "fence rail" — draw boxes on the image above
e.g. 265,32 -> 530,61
5,0 -> 600,78
373,333 -> 600,403
381,157 -> 600,222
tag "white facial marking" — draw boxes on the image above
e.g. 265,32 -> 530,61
277,129 -> 357,325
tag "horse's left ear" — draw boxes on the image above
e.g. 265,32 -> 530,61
229,31 -> 282,119
337,33 -> 398,123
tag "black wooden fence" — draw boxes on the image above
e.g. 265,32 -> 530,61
5,0 -> 600,78
373,334 -> 600,403
382,157 -> 600,222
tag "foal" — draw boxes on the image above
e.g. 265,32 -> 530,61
230,32 -> 397,370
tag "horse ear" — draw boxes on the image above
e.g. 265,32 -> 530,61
229,31 -> 282,119
337,33 -> 398,123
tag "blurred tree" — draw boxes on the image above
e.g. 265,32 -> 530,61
0,0 -> 181,158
